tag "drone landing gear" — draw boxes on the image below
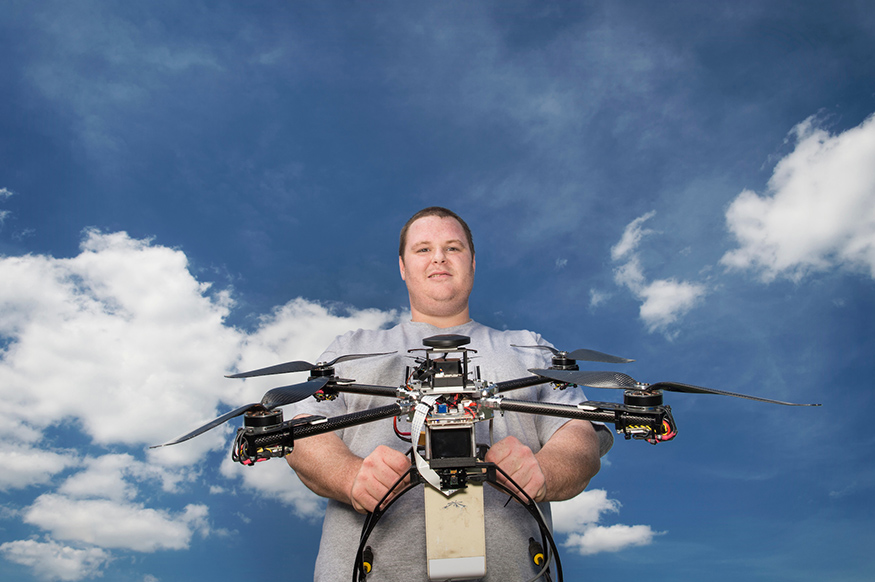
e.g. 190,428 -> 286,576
354,459 -> 561,582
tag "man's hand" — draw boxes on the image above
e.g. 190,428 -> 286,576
349,445 -> 412,514
287,427 -> 412,514
483,421 -> 602,503
484,435 -> 547,502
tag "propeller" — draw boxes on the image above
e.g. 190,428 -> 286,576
529,368 -> 821,407
151,377 -> 330,448
225,352 -> 395,379
512,344 -> 634,364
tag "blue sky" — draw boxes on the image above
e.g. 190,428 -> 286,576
1,1 -> 873,580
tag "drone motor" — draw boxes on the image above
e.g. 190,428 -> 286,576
244,408 -> 284,428
233,408 -> 290,465
623,389 -> 663,408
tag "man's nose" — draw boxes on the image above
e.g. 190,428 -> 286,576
432,248 -> 446,262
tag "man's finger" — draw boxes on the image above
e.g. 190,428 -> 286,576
350,446 -> 412,513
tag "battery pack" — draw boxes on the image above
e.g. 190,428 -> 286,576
424,482 -> 486,581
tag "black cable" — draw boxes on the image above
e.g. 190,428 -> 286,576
488,464 -> 563,582
352,458 -> 563,582
354,472 -> 421,581
353,449 -> 420,582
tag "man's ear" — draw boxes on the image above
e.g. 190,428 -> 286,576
399,255 -> 406,281
472,254 -> 476,273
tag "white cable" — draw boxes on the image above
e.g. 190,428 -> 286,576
409,394 -> 457,496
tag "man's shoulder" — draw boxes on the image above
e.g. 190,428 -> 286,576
322,320 -> 551,360
333,324 -> 402,342
325,323 -> 406,352
466,321 -> 549,347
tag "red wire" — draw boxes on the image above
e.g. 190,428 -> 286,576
393,415 -> 411,437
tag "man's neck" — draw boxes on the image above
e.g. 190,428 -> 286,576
409,307 -> 472,329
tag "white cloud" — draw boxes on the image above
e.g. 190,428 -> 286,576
0,538 -> 110,582
588,288 -> 610,309
0,447 -> 79,491
611,211 -> 657,262
563,523 -> 660,555
552,489 -> 662,556
610,213 -> 707,334
0,187 -> 12,230
0,229 -> 242,454
552,489 -> 620,533
0,230 -> 402,464
220,455 -> 325,520
57,454 -> 189,502
24,495 -> 209,552
722,114 -> 875,281
0,230 -> 406,579
233,297 -> 401,384
637,278 -> 708,333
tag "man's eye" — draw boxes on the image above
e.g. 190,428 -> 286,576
416,247 -> 429,253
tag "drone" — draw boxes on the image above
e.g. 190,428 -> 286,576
153,334 -> 819,582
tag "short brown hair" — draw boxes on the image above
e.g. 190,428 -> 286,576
399,207 -> 475,257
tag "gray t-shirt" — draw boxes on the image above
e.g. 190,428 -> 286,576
293,319 -> 613,581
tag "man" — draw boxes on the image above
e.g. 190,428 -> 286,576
287,207 -> 611,580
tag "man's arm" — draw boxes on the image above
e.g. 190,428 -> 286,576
484,419 -> 600,502
289,416 -> 598,510
285,422 -> 411,514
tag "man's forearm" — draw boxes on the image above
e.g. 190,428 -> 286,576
287,416 -> 600,506
535,419 -> 601,501
286,421 -> 413,513
286,430 -> 363,503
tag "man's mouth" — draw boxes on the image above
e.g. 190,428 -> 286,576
428,271 -> 451,278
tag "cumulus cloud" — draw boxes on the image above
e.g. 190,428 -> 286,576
0,447 -> 79,491
24,495 -> 209,552
0,230 -> 405,579
552,489 -> 662,555
564,523 -> 661,555
0,229 -> 241,453
722,114 -> 875,281
0,538 -> 110,582
57,454 -> 189,502
0,229 -> 401,461
220,455 -> 325,520
611,212 -> 707,334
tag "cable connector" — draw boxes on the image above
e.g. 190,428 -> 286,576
362,546 -> 374,575
529,537 -> 545,567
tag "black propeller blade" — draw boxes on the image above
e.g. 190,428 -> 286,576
151,377 -> 330,448
225,352 -> 395,379
260,377 -> 333,408
512,344 -> 634,364
529,368 -> 820,407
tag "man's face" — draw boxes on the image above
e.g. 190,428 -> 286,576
399,215 -> 476,321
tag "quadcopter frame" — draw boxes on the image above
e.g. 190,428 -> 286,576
154,334 -> 819,581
